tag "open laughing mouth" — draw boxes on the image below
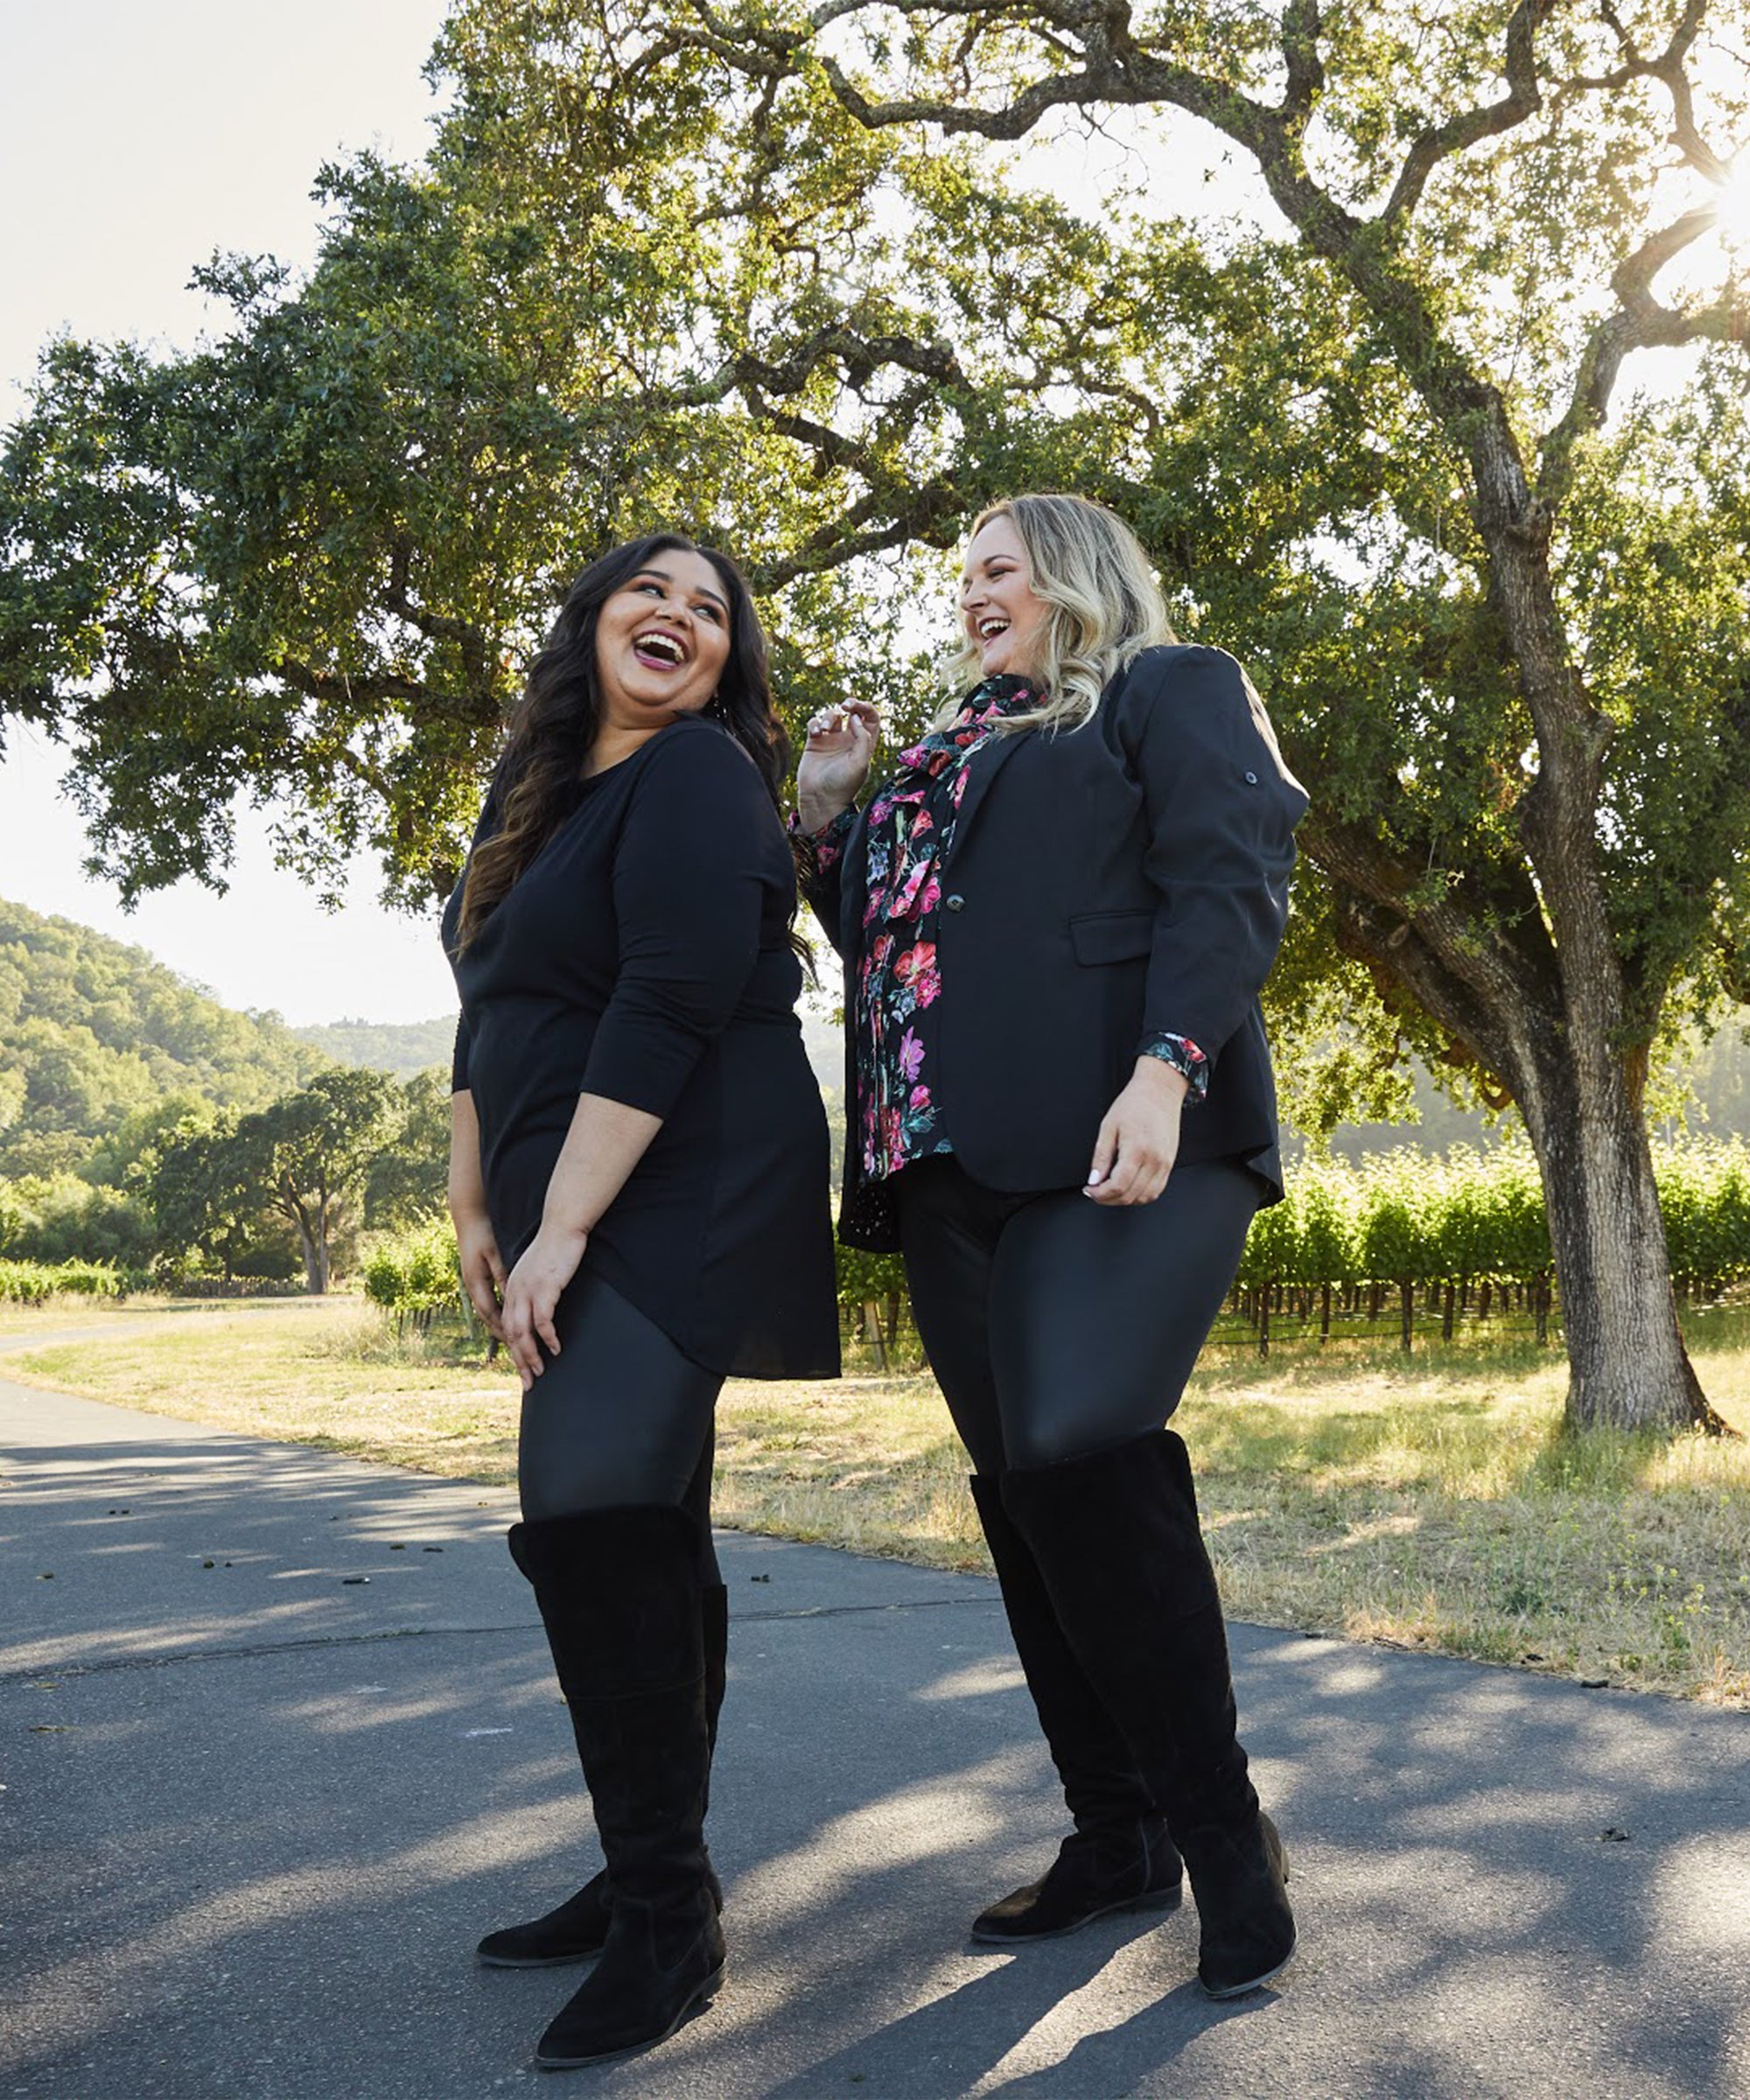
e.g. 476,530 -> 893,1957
976,616 -> 1011,644
633,629 -> 688,669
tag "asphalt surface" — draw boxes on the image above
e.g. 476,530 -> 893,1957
3,1340 -> 1748,2098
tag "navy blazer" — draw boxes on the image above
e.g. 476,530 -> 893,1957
808,644 -> 1308,1246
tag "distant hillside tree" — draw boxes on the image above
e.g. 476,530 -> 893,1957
0,1173 -> 154,1268
363,1068 -> 452,1230
150,1071 -> 402,1291
233,1071 -> 404,1293
150,1112 -> 284,1282
83,1091 -> 230,1190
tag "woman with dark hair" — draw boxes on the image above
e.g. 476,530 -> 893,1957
444,533 -> 837,2068
794,494 -> 1307,2001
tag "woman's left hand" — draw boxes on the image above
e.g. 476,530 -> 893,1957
1085,1059 -> 1188,1206
500,1223 -> 590,1390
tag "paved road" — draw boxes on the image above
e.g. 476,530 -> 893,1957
3,1356 -> 1747,2098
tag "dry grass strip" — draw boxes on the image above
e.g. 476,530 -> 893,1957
8,1294 -> 1749,1705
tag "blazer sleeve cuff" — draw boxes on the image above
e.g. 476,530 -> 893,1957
1138,1031 -> 1210,1102
789,803 -> 855,869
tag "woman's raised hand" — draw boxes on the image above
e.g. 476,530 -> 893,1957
797,701 -> 880,833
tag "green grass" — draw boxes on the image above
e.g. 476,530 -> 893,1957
10,1295 -> 1750,1705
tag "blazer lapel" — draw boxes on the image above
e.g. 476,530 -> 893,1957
945,729 -> 1029,868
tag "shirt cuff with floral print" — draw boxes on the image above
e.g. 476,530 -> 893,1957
1140,1032 -> 1209,1102
788,803 -> 856,876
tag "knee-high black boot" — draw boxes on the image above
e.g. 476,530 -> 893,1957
478,1538 -> 727,1967
1001,1431 -> 1294,1998
512,1507 -> 725,2068
966,1473 -> 1181,1942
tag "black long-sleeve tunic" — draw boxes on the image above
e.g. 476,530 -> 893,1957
443,716 -> 839,1379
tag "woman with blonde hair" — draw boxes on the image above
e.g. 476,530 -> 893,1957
794,494 -> 1306,1999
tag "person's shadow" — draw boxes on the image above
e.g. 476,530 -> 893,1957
761,1907 -> 1285,2099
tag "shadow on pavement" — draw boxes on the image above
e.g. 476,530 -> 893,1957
4,1377 -> 1748,2097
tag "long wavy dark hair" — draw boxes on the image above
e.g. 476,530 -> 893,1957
455,534 -> 790,949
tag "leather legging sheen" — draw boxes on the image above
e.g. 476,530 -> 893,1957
895,1154 -> 1263,1476
516,1268 -> 723,1586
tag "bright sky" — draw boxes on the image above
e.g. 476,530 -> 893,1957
0,0 -> 457,1026
0,1 -> 1265,1027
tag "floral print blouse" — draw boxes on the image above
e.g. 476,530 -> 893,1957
796,675 -> 1209,1194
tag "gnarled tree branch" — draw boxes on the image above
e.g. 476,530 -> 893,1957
1382,0 -> 1552,228
1540,206 -> 1742,502
385,539 -> 494,693
1278,0 -> 1326,134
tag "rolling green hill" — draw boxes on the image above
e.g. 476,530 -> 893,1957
292,1015 -> 458,1080
0,899 -> 329,1179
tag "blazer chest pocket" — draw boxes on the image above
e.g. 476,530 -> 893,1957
1069,910 -> 1154,965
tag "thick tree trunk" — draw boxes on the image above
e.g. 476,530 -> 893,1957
1317,407 -> 1730,1432
1325,869 -> 1724,1428
1494,547 -> 1721,1423
281,1180 -> 329,1296
1516,1040 -> 1721,1432
298,1228 -> 329,1296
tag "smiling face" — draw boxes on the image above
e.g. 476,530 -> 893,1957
594,550 -> 734,731
960,512 -> 1052,681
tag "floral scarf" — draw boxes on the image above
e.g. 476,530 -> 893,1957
854,676 -> 1039,1180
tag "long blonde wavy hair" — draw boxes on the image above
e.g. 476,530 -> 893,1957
939,494 -> 1176,734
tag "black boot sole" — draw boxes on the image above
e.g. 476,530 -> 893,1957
970,1880 -> 1183,1945
532,1962 -> 725,2069
1200,1928 -> 1296,1999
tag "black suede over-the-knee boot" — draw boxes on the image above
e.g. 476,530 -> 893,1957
478,1535 -> 727,1969
967,1473 -> 1181,1942
511,1507 -> 725,2068
1001,1432 -> 1294,1998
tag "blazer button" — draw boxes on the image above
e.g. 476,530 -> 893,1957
944,893 -> 966,911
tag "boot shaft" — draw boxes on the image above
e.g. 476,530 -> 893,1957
969,1471 -> 1159,1836
999,1432 -> 1256,1831
518,1506 -> 717,1914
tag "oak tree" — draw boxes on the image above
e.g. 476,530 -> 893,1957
7,0 -> 1750,1429
607,0 -> 1750,1432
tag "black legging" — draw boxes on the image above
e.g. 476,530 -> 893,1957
517,1268 -> 724,1585
896,1154 -> 1262,1475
